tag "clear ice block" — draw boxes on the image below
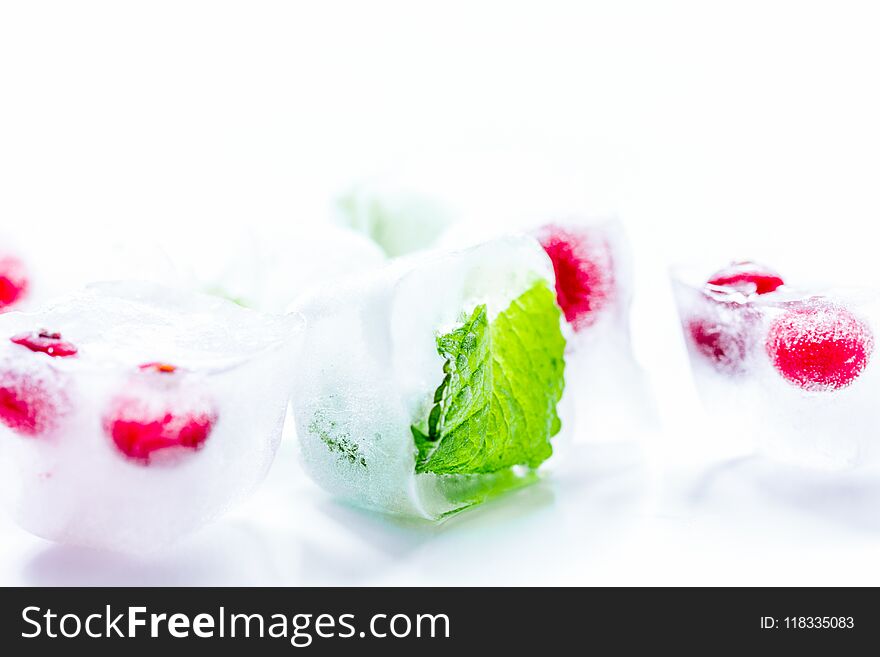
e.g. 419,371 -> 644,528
290,236 -> 568,519
672,263 -> 880,470
0,281 -> 302,552
162,223 -> 387,313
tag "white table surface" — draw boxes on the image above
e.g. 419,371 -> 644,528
4,404 -> 880,587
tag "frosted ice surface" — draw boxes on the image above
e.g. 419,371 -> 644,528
160,223 -> 387,313
13,222 -> 385,315
0,281 -> 302,552
672,265 -> 880,470
334,152 -> 605,259
336,178 -> 455,258
290,236 -> 561,518
4,227 -> 189,311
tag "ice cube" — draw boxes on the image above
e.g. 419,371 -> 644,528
9,222 -> 385,315
0,281 -> 301,552
672,262 -> 880,470
335,178 -> 457,258
533,220 -> 655,442
290,236 -> 568,518
6,226 -> 189,310
160,222 -> 387,312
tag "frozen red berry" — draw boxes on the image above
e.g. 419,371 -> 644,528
687,316 -> 749,373
1,330 -> 75,436
536,224 -> 615,331
0,255 -> 29,311
103,364 -> 216,464
0,370 -> 65,436
139,362 -> 178,374
105,402 -> 215,463
707,261 -> 784,295
766,301 -> 873,391
686,262 -> 782,373
11,330 -> 78,358
685,289 -> 760,374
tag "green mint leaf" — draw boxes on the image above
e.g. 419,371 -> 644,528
413,280 -> 566,475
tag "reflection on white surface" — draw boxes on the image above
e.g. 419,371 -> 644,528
2,441 -> 647,586
687,456 -> 880,533
5,432 -> 880,586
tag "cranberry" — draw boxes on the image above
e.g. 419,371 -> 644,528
139,362 -> 178,374
0,370 -> 64,436
0,255 -> 29,311
103,364 -> 216,464
536,224 -> 615,331
685,287 -> 761,374
766,301 -> 873,391
707,261 -> 784,296
11,330 -> 78,358
1,330 -> 75,436
687,316 -> 749,373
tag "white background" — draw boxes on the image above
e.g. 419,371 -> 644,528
3,1 -> 880,585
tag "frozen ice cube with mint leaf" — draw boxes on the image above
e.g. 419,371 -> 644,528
334,162 -> 652,442
291,236 -> 567,518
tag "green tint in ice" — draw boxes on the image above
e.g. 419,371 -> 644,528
413,281 -> 566,475
337,189 -> 451,258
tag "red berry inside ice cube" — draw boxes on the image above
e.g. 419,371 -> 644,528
687,316 -> 749,373
0,330 -> 76,436
106,403 -> 215,463
11,330 -> 78,358
707,261 -> 784,295
103,364 -> 216,464
0,255 -> 29,311
766,301 -> 873,391
536,224 -> 615,331
0,370 -> 64,436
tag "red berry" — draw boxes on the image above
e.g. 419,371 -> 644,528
536,224 -> 615,331
11,330 -> 78,358
103,365 -> 216,464
0,255 -> 29,311
1,330 -> 75,436
707,261 -> 784,295
0,369 -> 65,436
139,362 -> 178,374
766,301 -> 873,391
687,316 -> 749,373
685,289 -> 760,374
